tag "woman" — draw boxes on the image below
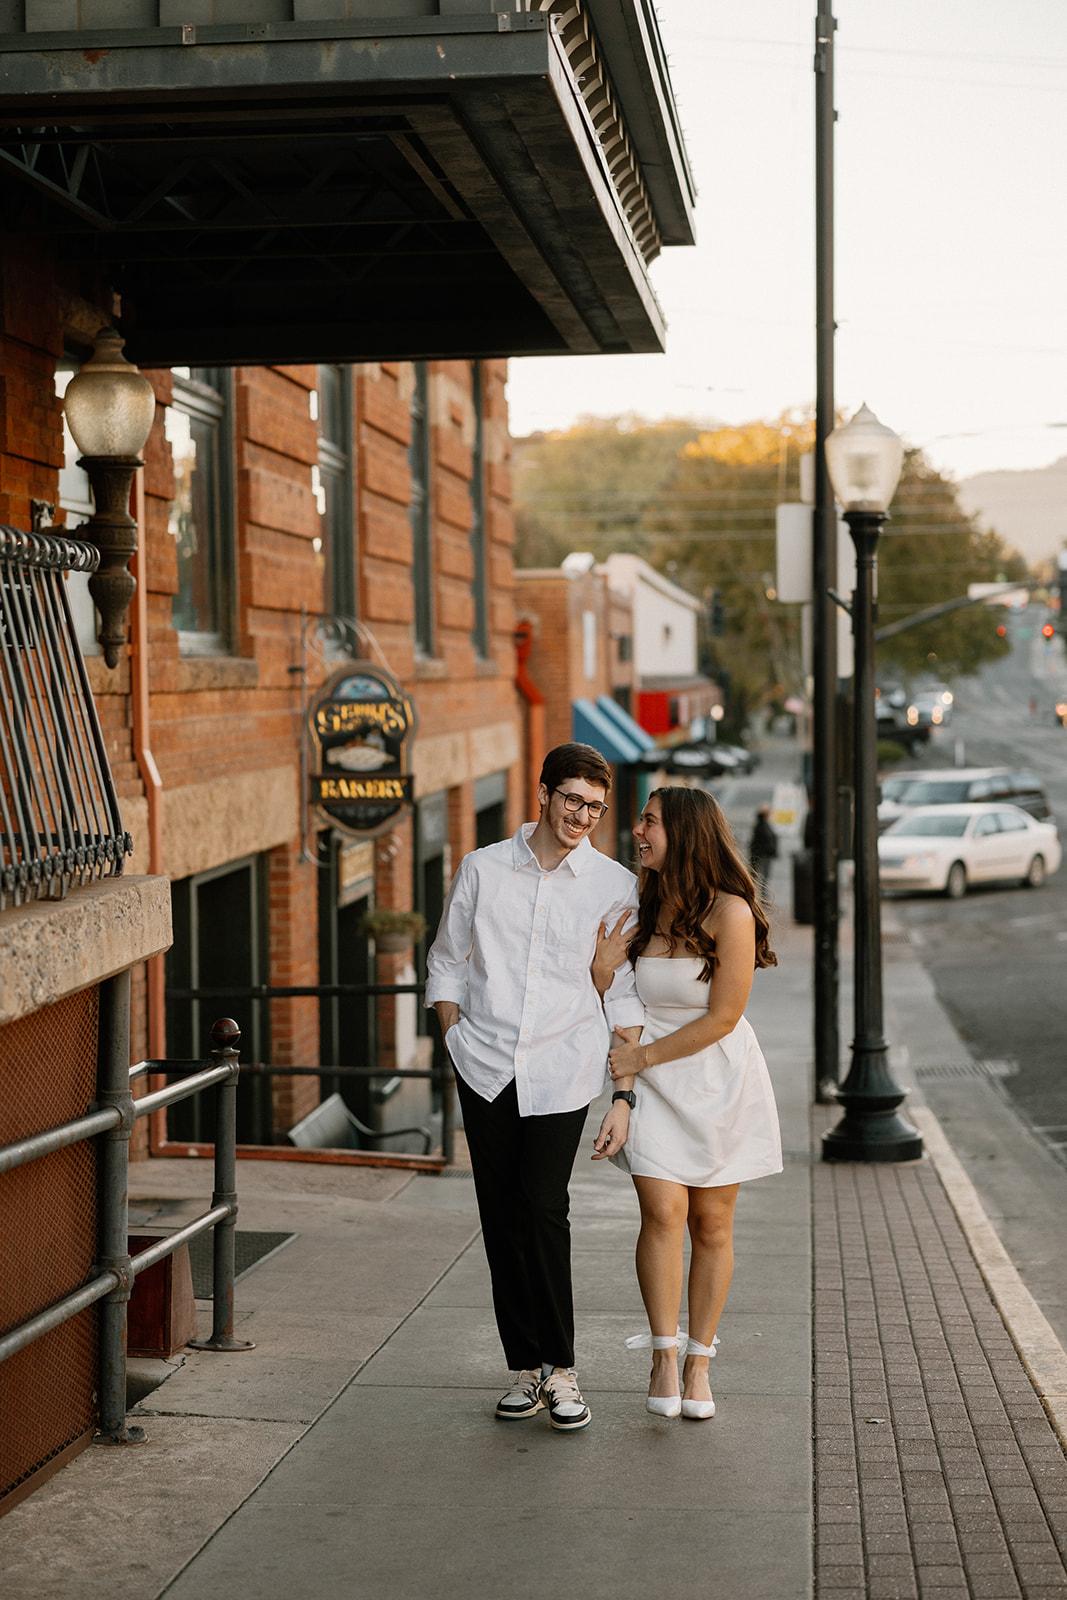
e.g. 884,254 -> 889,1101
592,786 -> 781,1419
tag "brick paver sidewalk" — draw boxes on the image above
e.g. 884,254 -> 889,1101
813,1121 -> 1067,1600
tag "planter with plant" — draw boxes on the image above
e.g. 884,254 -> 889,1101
359,908 -> 428,954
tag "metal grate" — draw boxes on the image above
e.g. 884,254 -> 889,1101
0,525 -> 131,911
913,1060 -> 1018,1081
0,988 -> 100,1506
186,1231 -> 296,1299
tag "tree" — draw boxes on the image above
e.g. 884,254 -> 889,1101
512,414 -> 702,568
512,411 -> 1029,722
874,451 -> 1029,681
645,416 -> 815,722
650,420 -> 1028,714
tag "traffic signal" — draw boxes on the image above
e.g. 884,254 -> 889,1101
1042,623 -> 1055,639
996,624 -> 1007,637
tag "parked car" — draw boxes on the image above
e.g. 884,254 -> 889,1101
718,743 -> 760,774
667,742 -> 742,777
906,685 -> 954,729
879,773 -> 922,809
876,698 -> 929,758
878,803 -> 1061,898
878,767 -> 1052,831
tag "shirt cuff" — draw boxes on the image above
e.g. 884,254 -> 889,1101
604,998 -> 645,1030
424,980 -> 467,1010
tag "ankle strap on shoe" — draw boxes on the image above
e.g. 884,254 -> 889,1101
625,1328 -> 681,1351
685,1335 -> 720,1358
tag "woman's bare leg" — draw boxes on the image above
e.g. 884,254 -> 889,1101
633,1175 -> 688,1397
683,1183 -> 739,1401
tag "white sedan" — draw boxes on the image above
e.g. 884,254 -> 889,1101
878,803 -> 1061,899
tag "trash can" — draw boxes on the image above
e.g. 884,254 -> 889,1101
792,848 -> 814,925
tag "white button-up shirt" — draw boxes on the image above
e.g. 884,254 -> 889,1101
425,824 -> 644,1115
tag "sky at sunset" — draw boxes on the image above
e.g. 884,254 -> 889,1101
506,1 -> 1067,484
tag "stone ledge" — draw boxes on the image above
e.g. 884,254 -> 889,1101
0,875 -> 172,1026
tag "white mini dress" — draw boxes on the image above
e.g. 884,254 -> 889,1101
609,956 -> 783,1188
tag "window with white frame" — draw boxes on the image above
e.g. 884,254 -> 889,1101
409,361 -> 433,656
312,364 -> 356,625
469,361 -> 489,659
166,367 -> 234,654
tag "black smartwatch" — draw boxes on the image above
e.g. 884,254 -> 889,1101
612,1089 -> 637,1109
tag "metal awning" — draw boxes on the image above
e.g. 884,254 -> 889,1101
0,5 -> 695,366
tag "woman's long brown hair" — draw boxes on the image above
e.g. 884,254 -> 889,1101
629,786 -> 777,979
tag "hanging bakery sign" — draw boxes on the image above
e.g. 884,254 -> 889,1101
309,664 -> 417,836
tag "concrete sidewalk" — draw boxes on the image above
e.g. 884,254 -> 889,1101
3,797 -> 1067,1596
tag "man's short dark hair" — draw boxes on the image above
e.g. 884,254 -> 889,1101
539,743 -> 612,796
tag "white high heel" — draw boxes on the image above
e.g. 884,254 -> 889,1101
625,1330 -> 682,1418
681,1336 -> 717,1419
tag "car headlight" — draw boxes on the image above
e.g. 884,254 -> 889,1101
931,706 -> 942,724
902,853 -> 937,872
907,706 -> 918,725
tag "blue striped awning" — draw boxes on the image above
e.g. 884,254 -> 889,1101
594,695 -> 657,755
572,698 -> 642,765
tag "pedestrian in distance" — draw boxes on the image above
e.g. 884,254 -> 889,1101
748,803 -> 778,890
594,785 -> 782,1420
426,742 -> 643,1432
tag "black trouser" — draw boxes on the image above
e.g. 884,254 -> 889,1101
454,1072 -> 589,1372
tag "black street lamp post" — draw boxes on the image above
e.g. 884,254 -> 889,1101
822,406 -> 923,1163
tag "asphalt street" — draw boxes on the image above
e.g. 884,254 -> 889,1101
883,609 -> 1067,1168
708,648 -> 1067,1354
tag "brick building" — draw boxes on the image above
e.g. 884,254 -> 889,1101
515,553 -> 657,864
600,553 -> 720,739
0,0 -> 694,1510
67,351 -> 521,1150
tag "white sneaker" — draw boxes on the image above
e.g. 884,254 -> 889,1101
495,1369 -> 545,1420
540,1367 -> 591,1431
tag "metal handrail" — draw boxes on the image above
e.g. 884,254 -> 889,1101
0,1003 -> 254,1448
160,979 -> 454,1165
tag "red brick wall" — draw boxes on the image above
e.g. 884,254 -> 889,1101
0,236 -> 64,530
1,263 -> 521,1143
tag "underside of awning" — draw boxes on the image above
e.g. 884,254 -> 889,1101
0,8 -> 695,366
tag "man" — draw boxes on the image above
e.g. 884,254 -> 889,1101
426,743 -> 642,1431
748,804 -> 778,889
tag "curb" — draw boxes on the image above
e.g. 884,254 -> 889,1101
912,1103 -> 1067,1448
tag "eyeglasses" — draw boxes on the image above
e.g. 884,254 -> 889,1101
554,789 -> 607,821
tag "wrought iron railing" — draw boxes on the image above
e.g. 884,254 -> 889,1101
0,525 -> 131,911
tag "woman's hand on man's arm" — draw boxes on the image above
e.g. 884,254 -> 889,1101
591,910 -> 636,998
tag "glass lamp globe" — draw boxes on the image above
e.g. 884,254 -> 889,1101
63,327 -> 156,459
824,404 -> 904,513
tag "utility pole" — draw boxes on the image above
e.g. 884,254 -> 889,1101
813,1 -> 840,1101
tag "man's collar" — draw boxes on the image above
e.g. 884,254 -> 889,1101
511,823 -> 594,876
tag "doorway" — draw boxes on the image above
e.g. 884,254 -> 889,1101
165,854 -> 271,1144
317,831 -> 376,1126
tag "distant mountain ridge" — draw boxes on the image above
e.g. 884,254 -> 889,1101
957,455 -> 1067,566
